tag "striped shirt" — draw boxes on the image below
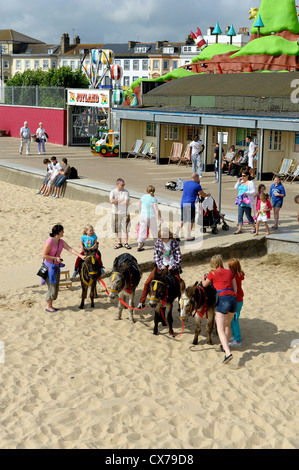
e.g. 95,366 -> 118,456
153,239 -> 182,273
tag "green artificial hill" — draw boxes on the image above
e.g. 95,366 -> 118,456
130,67 -> 198,90
231,35 -> 299,58
251,0 -> 299,35
191,44 -> 240,63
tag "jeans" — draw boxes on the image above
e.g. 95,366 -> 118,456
37,139 -> 46,154
231,301 -> 243,342
238,205 -> 254,225
191,154 -> 202,176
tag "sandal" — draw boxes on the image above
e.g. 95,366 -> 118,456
124,243 -> 131,250
114,243 -> 123,249
233,230 -> 243,235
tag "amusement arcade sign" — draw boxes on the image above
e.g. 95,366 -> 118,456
67,88 -> 110,108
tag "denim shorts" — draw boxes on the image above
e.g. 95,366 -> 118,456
272,202 -> 283,208
217,295 -> 237,314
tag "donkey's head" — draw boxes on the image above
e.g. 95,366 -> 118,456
179,281 -> 198,322
108,270 -> 124,299
149,266 -> 168,308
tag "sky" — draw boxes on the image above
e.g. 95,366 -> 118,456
1,0 -> 258,45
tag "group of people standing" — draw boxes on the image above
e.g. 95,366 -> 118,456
19,121 -> 48,156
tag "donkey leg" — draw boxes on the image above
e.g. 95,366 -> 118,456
193,315 -> 202,345
90,282 -> 97,308
128,293 -> 135,324
79,285 -> 87,309
153,308 -> 159,335
166,305 -> 174,337
116,291 -> 125,320
206,308 -> 215,345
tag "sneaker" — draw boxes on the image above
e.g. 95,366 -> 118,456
35,191 -> 41,195
229,340 -> 241,347
222,354 -> 233,364
212,180 -> 219,183
54,195 -> 59,199
72,270 -> 78,278
137,302 -> 145,309
100,267 -> 105,275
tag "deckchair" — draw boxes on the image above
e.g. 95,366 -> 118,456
178,144 -> 191,166
126,139 -> 143,158
272,158 -> 294,180
167,142 -> 183,165
135,142 -> 152,159
284,161 -> 299,183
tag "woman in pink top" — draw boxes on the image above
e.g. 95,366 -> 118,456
42,224 -> 85,313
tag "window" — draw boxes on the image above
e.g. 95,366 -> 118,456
115,59 -> 121,66
146,122 -> 156,137
172,60 -> 178,69
133,76 -> 138,82
52,60 -> 56,69
165,125 -> 178,140
123,76 -> 130,86
163,61 -> 169,70
43,60 -> 49,69
70,60 -> 75,70
135,46 -> 147,53
4,60 -> 9,69
235,128 -> 257,147
142,59 -> 148,71
34,60 -> 39,69
153,60 -> 159,70
63,60 -> 67,67
16,60 -> 21,70
187,127 -> 202,141
269,130 -> 282,151
133,60 -> 139,70
294,133 -> 299,152
124,60 -> 130,70
25,60 -> 30,70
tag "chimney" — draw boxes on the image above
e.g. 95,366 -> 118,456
185,34 -> 194,45
155,40 -> 163,50
73,35 -> 80,45
128,40 -> 136,50
61,33 -> 70,53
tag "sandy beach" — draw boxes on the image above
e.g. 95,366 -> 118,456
0,181 -> 299,449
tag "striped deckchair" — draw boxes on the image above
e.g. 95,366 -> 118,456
126,139 -> 143,158
272,158 -> 294,180
284,162 -> 299,183
135,142 -> 152,159
178,144 -> 192,166
167,142 -> 183,165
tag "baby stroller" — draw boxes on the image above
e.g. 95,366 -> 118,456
199,196 -> 229,234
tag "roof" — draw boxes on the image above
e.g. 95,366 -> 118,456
144,72 -> 299,98
102,43 -> 156,56
0,29 -> 44,44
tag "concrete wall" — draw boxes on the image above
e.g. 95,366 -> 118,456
0,106 -> 67,145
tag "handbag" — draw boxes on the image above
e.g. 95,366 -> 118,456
37,262 -> 48,280
37,240 -> 61,280
235,194 -> 243,206
243,195 -> 251,205
36,137 -> 40,143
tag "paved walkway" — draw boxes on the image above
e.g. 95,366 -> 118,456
1,136 -> 299,282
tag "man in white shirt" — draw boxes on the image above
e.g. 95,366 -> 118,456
246,136 -> 257,178
19,121 -> 31,156
190,135 -> 205,177
110,178 -> 131,249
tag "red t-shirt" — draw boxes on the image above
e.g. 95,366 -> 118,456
234,272 -> 245,302
207,267 -> 236,297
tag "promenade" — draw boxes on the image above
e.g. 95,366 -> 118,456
0,136 -> 299,292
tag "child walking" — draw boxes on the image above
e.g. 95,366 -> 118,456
254,184 -> 266,220
254,192 -> 272,236
269,176 -> 286,229
228,258 -> 245,347
73,225 -> 103,277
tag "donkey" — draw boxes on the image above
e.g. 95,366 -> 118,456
148,265 -> 185,336
179,281 -> 216,345
108,253 -> 142,323
79,247 -> 102,309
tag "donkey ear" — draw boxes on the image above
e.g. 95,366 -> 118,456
193,281 -> 199,288
153,264 -> 157,275
180,279 -> 186,293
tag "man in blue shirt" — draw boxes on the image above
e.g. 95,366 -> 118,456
176,173 -> 211,241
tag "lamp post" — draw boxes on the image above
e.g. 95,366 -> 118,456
217,131 -> 228,213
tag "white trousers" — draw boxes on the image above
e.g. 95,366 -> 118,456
19,138 -> 30,155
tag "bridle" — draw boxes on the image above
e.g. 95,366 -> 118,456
108,271 -> 122,293
180,285 -> 208,320
81,255 -> 98,287
149,279 -> 168,305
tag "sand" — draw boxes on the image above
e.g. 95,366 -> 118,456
0,181 -> 299,449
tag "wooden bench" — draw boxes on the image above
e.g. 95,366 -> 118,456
59,269 -> 73,290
